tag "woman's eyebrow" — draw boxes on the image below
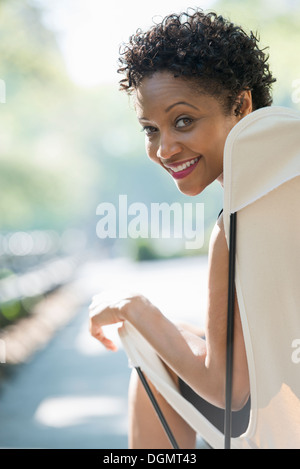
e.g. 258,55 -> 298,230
137,101 -> 200,121
165,101 -> 200,112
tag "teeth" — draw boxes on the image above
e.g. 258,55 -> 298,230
170,158 -> 199,173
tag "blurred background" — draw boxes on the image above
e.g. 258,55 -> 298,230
0,0 -> 299,449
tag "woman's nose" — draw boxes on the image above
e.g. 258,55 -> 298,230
156,133 -> 182,160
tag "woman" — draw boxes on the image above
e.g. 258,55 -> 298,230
89,9 -> 275,448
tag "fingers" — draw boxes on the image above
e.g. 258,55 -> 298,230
88,289 -> 144,352
88,296 -> 121,352
99,336 -> 118,352
90,323 -> 118,352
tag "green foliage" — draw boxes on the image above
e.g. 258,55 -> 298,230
213,0 -> 300,107
0,294 -> 43,328
0,0 -> 97,232
1,0 -> 299,259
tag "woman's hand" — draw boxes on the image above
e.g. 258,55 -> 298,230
88,290 -> 155,351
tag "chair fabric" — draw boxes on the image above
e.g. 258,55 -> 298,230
119,106 -> 300,449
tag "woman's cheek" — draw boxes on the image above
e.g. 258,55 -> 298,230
146,144 -> 159,164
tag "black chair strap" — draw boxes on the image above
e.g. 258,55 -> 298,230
135,366 -> 180,449
224,212 -> 237,449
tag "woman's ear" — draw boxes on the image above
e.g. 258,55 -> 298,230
234,90 -> 253,118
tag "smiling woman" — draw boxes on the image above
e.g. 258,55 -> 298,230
89,9 -> 276,448
134,73 -> 251,195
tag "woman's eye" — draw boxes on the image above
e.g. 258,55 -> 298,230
142,126 -> 157,136
176,117 -> 193,128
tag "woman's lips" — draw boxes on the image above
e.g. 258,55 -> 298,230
162,156 -> 201,180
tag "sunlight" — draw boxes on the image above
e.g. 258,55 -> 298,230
38,0 -> 215,87
34,395 -> 127,427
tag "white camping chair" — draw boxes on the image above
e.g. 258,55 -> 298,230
119,106 -> 300,449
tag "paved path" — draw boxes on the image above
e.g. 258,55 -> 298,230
0,255 -> 208,449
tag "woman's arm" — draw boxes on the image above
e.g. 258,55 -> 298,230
89,215 -> 249,410
203,213 -> 250,409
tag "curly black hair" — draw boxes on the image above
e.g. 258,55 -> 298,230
118,9 -> 276,114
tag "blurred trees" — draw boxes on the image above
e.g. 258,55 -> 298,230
0,0 -> 299,328
0,0 -> 222,262
0,0 -> 299,257
215,0 -> 300,107
0,0 -> 97,232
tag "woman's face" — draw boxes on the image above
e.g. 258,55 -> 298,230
135,72 -> 246,196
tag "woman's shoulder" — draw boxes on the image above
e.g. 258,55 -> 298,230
209,209 -> 226,255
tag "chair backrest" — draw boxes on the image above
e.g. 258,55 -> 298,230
223,106 -> 300,448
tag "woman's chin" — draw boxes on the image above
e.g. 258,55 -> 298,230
175,181 -> 206,197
